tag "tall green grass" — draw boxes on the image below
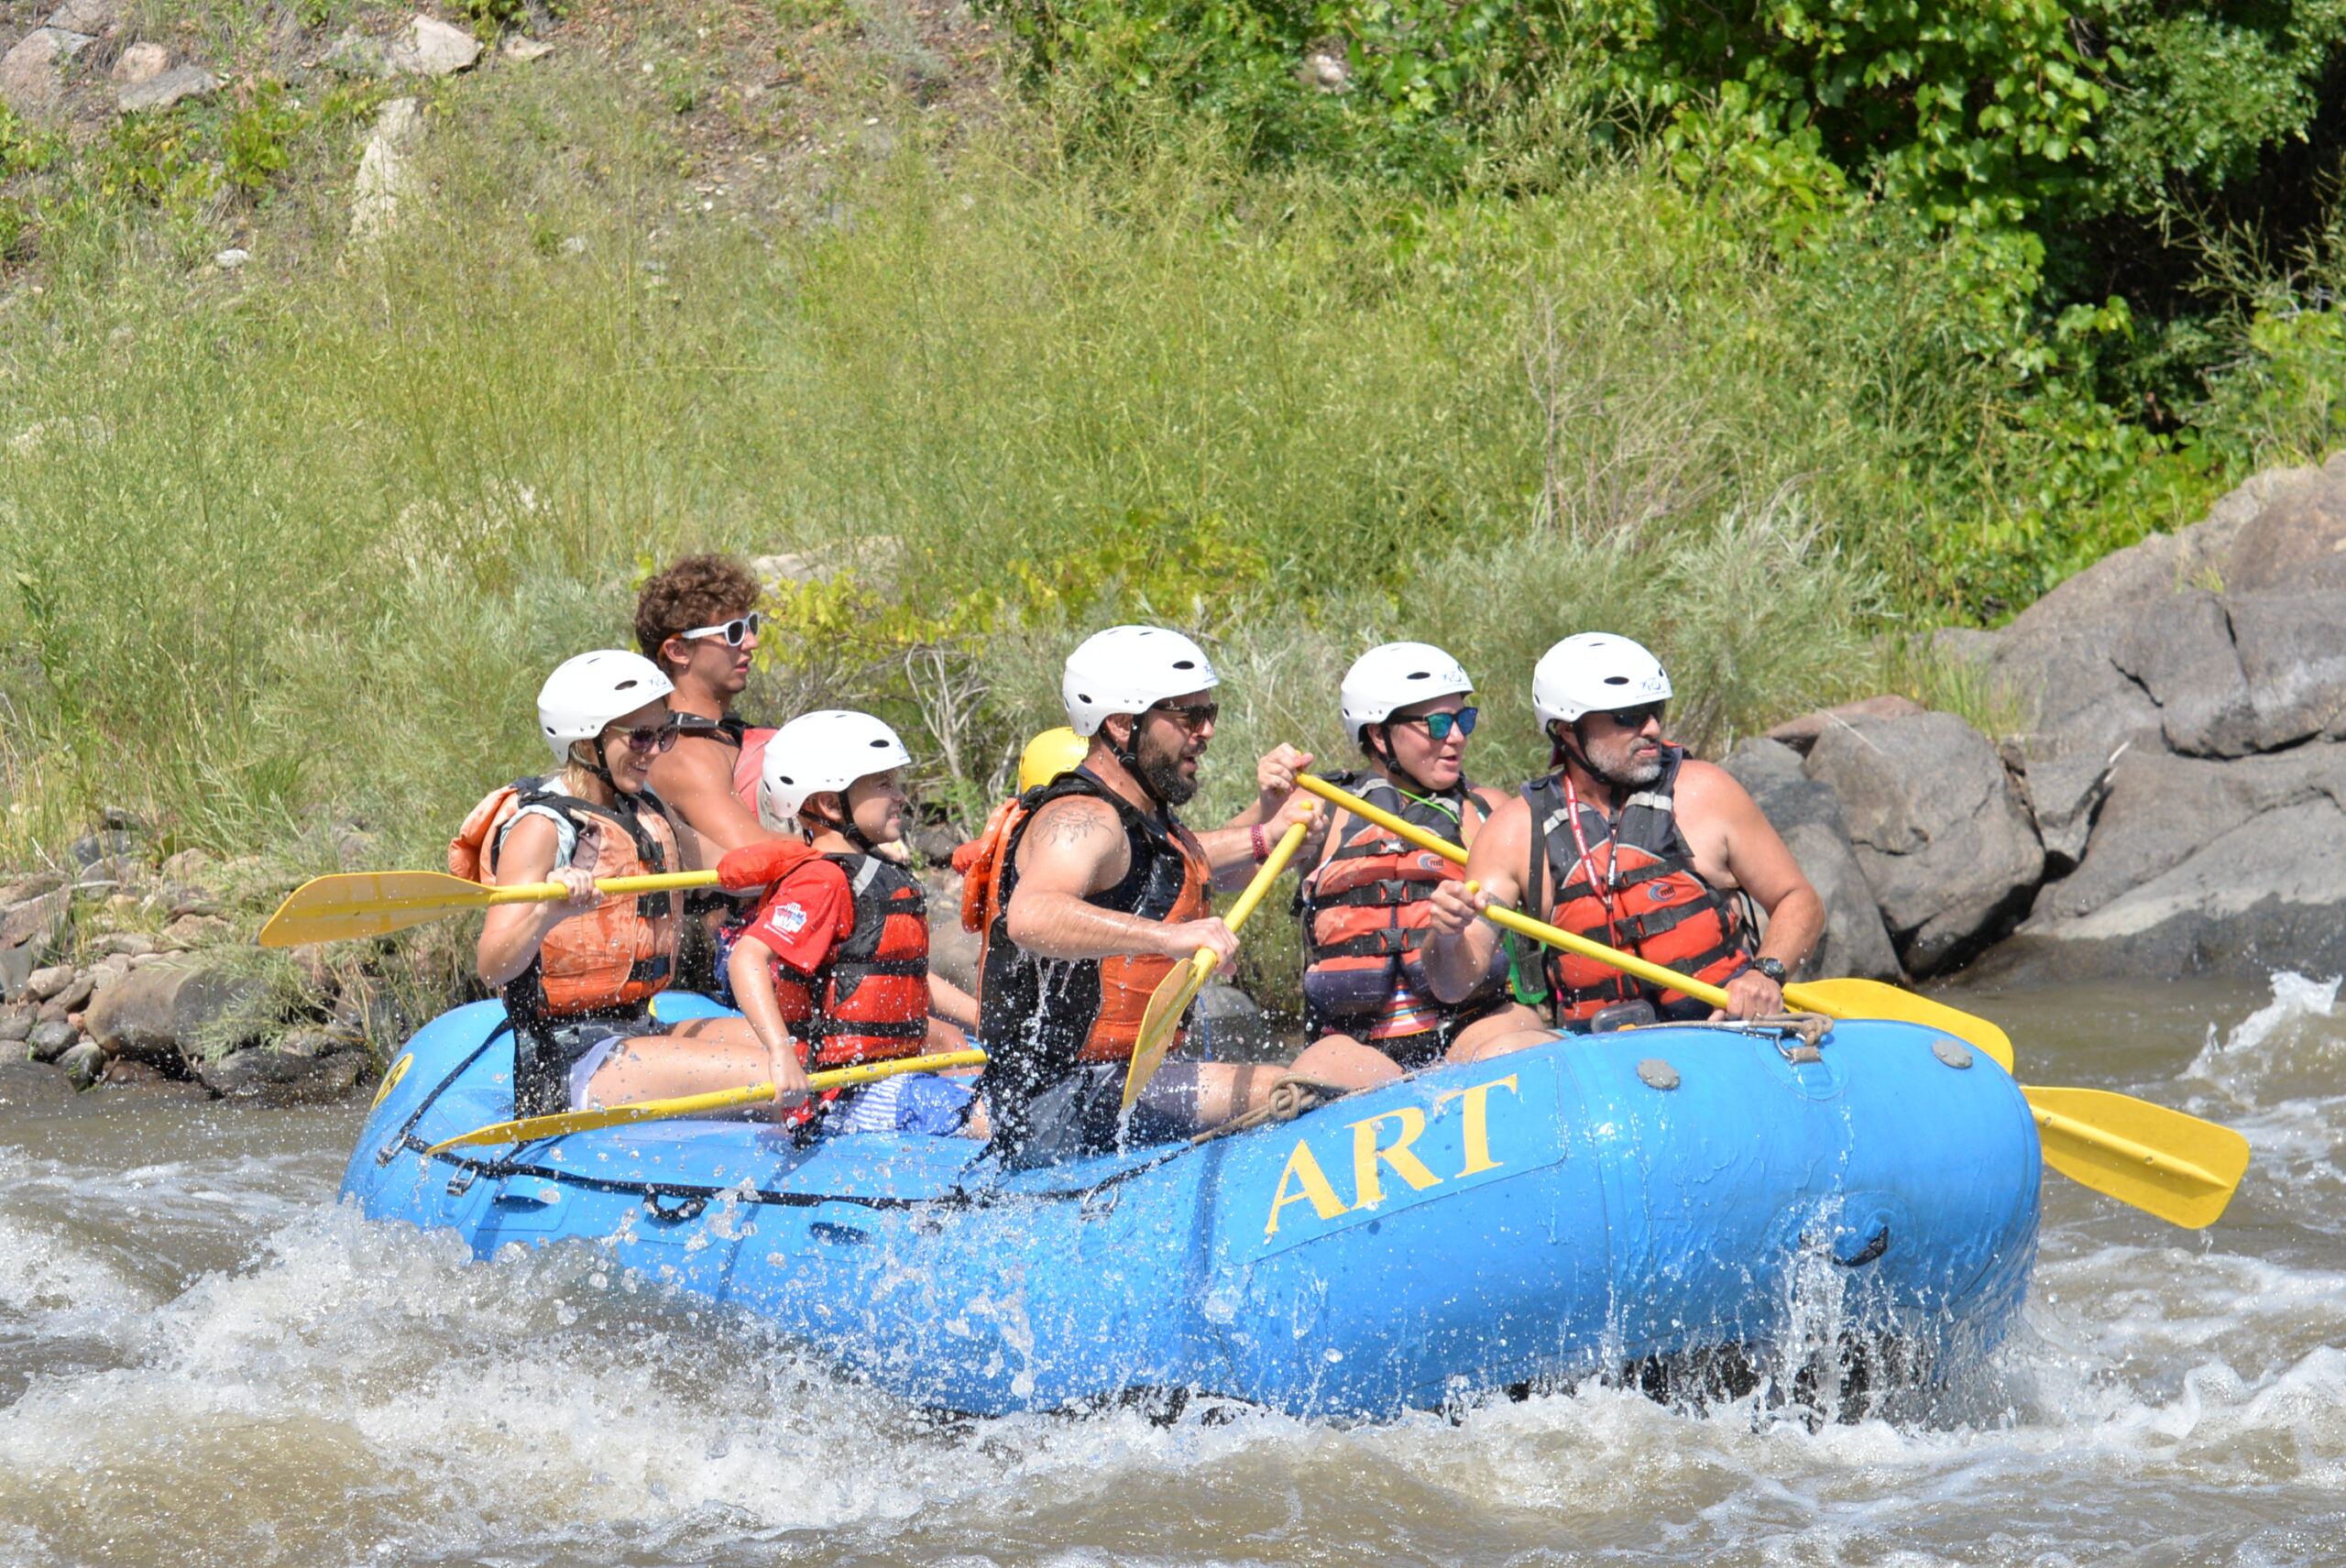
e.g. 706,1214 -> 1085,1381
0,53 -> 1979,879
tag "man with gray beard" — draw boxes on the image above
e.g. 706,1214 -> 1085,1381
1420,633 -> 1822,1047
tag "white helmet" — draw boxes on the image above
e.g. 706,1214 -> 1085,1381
1340,641 -> 1474,748
1060,625 -> 1220,739
1532,633 -> 1672,727
761,709 -> 913,824
538,651 -> 675,764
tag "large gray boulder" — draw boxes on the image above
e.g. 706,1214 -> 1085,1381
82,959 -> 265,1067
1955,452 -> 2346,980
197,1047 -> 365,1106
1976,742 -> 2346,982
1720,739 -> 1901,981
1803,713 -> 2043,977
0,887 -> 71,998
0,1058 -> 74,1111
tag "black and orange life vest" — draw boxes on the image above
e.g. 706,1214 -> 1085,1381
450,778 -> 683,1019
1524,748 -> 1750,1025
972,768 -> 1210,1131
770,853 -> 932,1069
1298,773 -> 1507,1032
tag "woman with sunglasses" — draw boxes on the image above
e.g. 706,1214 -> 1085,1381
454,650 -> 806,1119
1275,642 -> 1541,1089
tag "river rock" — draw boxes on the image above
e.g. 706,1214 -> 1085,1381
924,870 -> 981,993
1721,739 -> 1902,982
82,959 -> 264,1067
0,888 -> 72,997
23,962 -> 75,1002
0,1003 -> 34,1041
197,1047 -> 364,1105
117,63 -> 216,113
350,95 -> 422,244
1762,695 -> 1927,756
46,0 -> 116,31
1191,981 -> 1273,1059
0,1058 -> 73,1110
88,931 -> 157,959
1803,712 -> 2043,977
385,15 -> 480,77
55,1039 -> 103,1088
0,27 -> 93,115
36,970 -> 93,1023
110,39 -> 165,85
26,1017 -> 76,1060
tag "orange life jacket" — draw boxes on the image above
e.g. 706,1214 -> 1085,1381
1523,749 -> 1750,1025
1299,773 -> 1507,1033
974,768 -> 1210,1120
768,853 -> 932,1069
449,778 -> 683,1019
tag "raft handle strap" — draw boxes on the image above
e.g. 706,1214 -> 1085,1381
642,1191 -> 709,1223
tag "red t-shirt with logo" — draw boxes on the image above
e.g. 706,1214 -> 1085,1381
740,858 -> 855,976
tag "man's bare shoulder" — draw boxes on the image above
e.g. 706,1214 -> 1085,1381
1670,758 -> 1766,825
650,735 -> 737,795
1020,794 -> 1124,857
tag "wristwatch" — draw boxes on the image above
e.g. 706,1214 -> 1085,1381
1748,957 -> 1787,984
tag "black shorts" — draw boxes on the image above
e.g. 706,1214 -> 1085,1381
991,1061 -> 1201,1168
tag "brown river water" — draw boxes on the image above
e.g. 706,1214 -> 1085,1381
0,976 -> 2341,1566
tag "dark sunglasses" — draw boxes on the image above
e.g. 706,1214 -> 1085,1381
1391,707 -> 1478,741
1595,701 -> 1667,729
608,717 -> 681,754
680,610 -> 763,647
1146,698 -> 1220,731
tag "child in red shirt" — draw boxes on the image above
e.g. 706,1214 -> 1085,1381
728,711 -> 979,1132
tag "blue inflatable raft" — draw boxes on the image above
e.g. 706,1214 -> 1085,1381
342,996 -> 2042,1418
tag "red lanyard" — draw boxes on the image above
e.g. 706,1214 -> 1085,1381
1560,775 -> 1625,946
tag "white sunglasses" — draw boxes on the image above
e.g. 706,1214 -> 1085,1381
680,611 -> 762,647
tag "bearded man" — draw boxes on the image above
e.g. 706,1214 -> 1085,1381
966,625 -> 1319,1158
1420,633 -> 1824,1046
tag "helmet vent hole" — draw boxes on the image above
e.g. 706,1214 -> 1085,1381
617,679 -> 639,690
1078,693 -> 1091,703
1603,675 -> 1629,685
871,739 -> 887,748
777,774 -> 794,785
1172,660 -> 1194,670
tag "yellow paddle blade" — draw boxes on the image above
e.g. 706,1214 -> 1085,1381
1123,818 -> 1310,1112
426,1047 -> 988,1153
258,868 -> 721,948
1788,978 -> 2015,1074
2023,1085 -> 2251,1230
260,871 -> 508,947
1124,953 -> 1215,1113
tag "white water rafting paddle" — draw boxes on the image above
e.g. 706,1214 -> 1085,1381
1293,772 -> 2252,1230
428,1047 -> 989,1153
1123,818 -> 1310,1111
257,868 -> 722,948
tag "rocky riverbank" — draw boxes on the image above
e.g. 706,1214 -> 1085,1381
1736,451 -> 2346,988
0,835 -> 387,1111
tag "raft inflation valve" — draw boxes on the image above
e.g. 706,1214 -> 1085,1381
1636,1058 -> 1681,1091
1932,1038 -> 1975,1070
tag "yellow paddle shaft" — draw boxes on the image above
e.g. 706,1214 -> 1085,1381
428,1048 -> 988,1152
1123,819 -> 1310,1110
1291,773 -> 1742,1010
2030,1102 -> 2224,1190
1169,817 -> 1311,997
487,870 -> 719,905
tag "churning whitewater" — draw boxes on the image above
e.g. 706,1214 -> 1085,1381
0,978 -> 2339,1567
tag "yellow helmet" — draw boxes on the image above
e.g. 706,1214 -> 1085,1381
1018,727 -> 1090,793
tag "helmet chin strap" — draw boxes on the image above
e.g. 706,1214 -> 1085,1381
812,796 -> 879,855
1368,726 -> 1440,797
1556,719 -> 1633,808
1110,716 -> 1166,807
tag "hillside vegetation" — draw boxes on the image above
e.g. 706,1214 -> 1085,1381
0,0 -> 2336,895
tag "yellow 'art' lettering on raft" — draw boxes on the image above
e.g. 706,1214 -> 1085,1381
1434,1075 -> 1518,1177
1347,1108 -> 1442,1210
1265,1138 -> 1349,1237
